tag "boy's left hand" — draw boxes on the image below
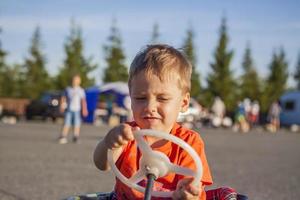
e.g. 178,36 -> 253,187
172,177 -> 201,200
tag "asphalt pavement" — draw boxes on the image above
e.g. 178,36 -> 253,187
0,121 -> 299,200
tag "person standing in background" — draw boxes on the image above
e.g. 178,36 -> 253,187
249,100 -> 260,128
58,74 -> 88,144
211,96 -> 226,127
267,100 -> 281,133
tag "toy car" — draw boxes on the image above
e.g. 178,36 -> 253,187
65,129 -> 248,200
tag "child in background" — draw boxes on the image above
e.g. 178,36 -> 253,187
58,74 -> 88,144
267,100 -> 281,133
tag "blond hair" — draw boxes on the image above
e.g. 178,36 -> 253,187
128,44 -> 192,93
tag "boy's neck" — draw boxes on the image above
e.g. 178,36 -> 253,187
145,136 -> 168,149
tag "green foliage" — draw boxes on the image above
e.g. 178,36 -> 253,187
0,28 -> 5,69
23,27 -> 51,99
239,44 -> 261,101
55,20 -> 96,90
261,48 -> 289,112
294,52 -> 300,90
182,27 -> 202,101
206,17 -> 236,112
0,35 -> 26,98
103,19 -> 128,83
1,64 -> 27,97
0,29 -> 8,96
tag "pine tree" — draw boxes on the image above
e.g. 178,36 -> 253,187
182,27 -> 201,100
0,28 -> 26,98
150,22 -> 160,44
261,48 -> 289,112
56,20 -> 96,89
294,52 -> 300,90
0,28 -> 8,97
206,17 -> 236,112
239,43 -> 261,101
103,19 -> 128,83
1,64 -> 26,97
23,26 -> 51,99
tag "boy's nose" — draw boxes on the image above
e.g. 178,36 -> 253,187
144,100 -> 157,113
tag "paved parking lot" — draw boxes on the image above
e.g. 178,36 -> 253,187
0,122 -> 299,200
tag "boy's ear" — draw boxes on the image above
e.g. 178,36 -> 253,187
181,92 -> 190,113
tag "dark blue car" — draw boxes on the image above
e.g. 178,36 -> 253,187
25,91 -> 64,121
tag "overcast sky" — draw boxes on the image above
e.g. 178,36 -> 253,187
1,0 -> 299,86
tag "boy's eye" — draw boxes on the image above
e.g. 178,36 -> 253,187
134,97 -> 146,100
158,97 -> 170,101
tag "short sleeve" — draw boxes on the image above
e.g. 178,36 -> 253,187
80,88 -> 86,99
179,132 -> 213,186
195,135 -> 213,185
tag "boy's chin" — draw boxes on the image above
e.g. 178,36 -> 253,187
140,125 -> 171,133
136,121 -> 172,132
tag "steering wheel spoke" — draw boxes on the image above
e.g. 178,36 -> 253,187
128,169 -> 145,184
168,163 -> 196,177
135,134 -> 152,155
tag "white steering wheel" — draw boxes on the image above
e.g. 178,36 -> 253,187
107,129 -> 203,198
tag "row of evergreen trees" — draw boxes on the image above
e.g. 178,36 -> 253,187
0,18 -> 299,113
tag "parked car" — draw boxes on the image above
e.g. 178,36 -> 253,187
25,91 -> 64,121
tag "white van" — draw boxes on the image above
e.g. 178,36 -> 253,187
280,91 -> 300,126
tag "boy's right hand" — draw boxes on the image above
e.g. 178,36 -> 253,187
172,177 -> 200,200
104,124 -> 139,150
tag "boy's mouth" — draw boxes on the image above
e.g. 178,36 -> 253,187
143,116 -> 160,120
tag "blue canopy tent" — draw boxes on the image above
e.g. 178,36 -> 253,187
84,82 -> 129,123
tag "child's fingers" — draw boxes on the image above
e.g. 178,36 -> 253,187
112,124 -> 135,147
181,177 -> 199,196
110,140 -> 127,149
104,125 -> 129,149
176,177 -> 194,189
122,124 -> 135,141
172,189 -> 195,200
174,177 -> 200,199
132,126 -> 140,131
116,134 -> 129,145
105,124 -> 140,149
131,126 -> 140,136
186,184 -> 200,196
105,139 -> 118,149
172,190 -> 182,200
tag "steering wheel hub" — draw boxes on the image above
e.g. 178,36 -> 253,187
140,150 -> 170,178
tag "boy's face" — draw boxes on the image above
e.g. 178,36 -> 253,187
72,76 -> 81,87
130,72 -> 190,133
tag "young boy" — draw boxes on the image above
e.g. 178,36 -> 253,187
58,74 -> 88,144
94,44 -> 213,200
